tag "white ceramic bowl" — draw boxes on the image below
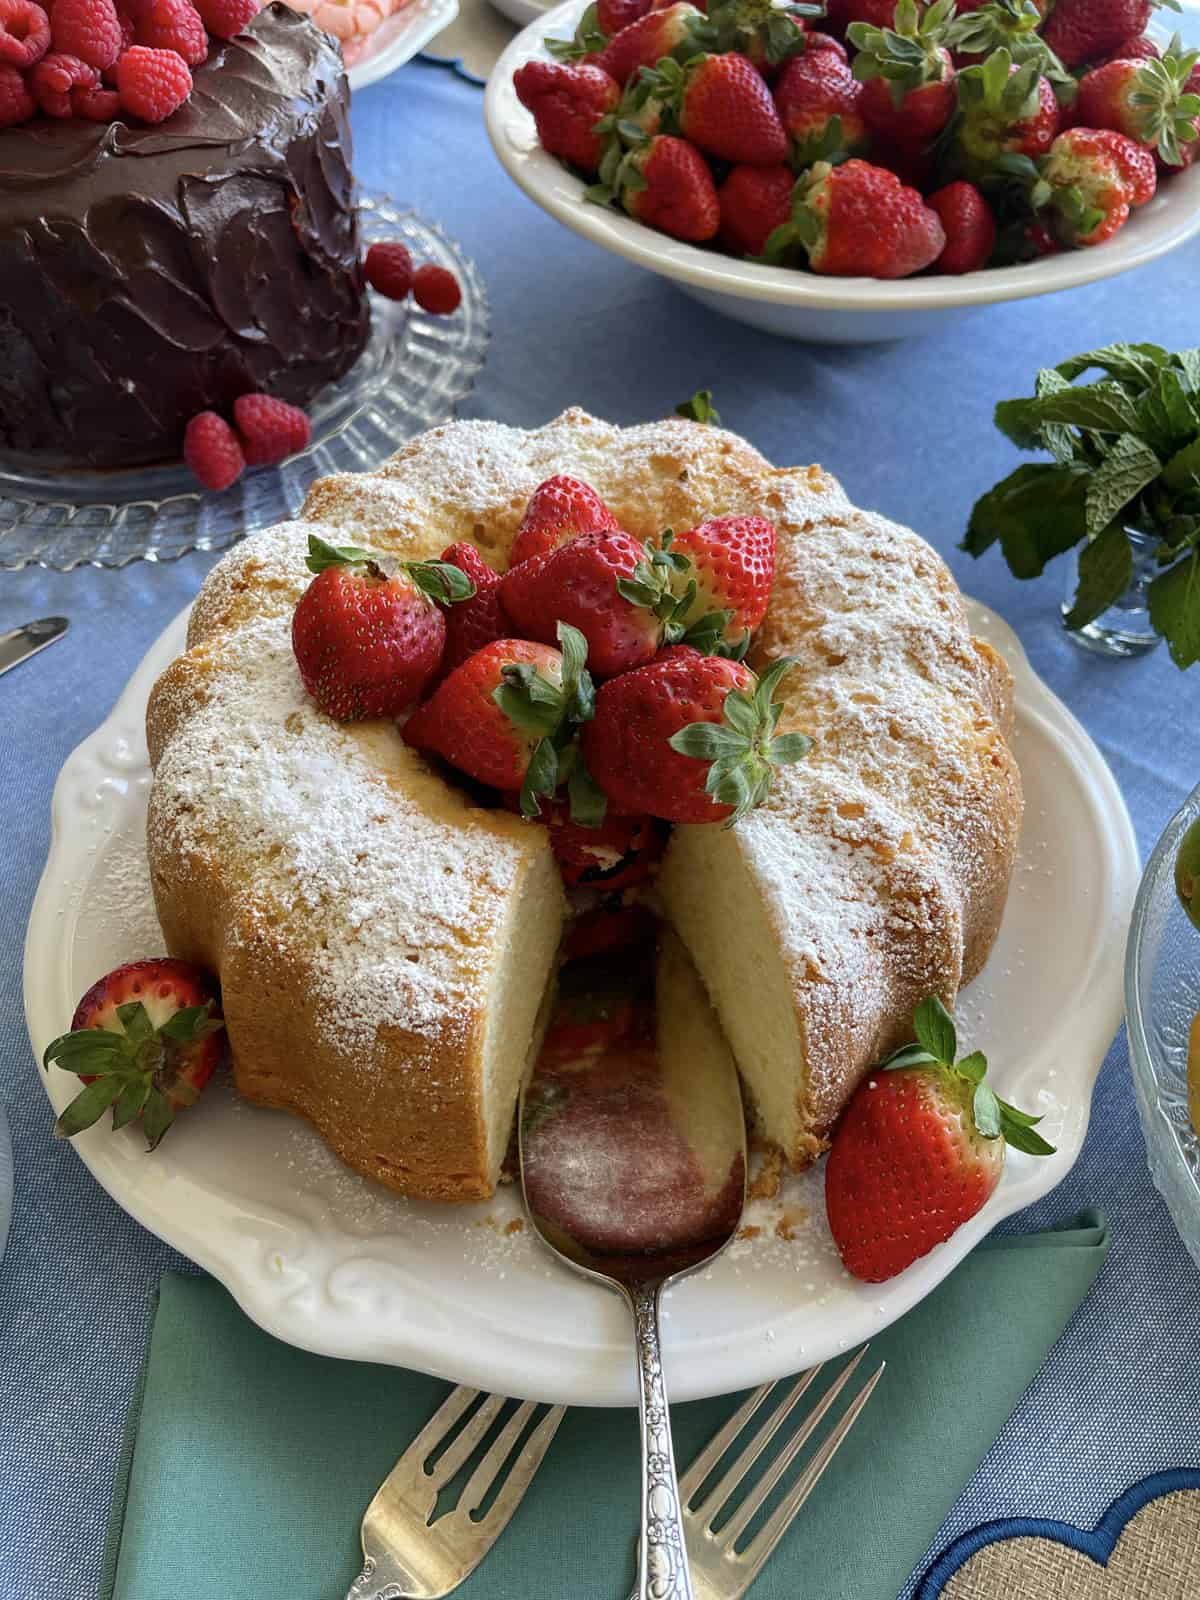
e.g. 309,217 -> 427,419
484,0 -> 1200,343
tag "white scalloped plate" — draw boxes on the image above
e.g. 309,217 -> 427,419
24,598 -> 1137,1405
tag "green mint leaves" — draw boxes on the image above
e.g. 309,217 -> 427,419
881,996 -> 1055,1156
675,390 -> 721,425
668,656 -> 811,825
964,344 -> 1200,669
42,999 -> 222,1150
304,535 -> 476,604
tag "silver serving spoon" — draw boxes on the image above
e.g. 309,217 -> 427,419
519,924 -> 746,1600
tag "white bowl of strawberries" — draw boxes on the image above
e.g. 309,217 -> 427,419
485,0 -> 1200,343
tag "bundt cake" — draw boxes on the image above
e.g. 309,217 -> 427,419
144,409 -> 1022,1201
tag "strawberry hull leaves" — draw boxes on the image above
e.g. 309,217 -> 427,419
964,343 -> 1200,668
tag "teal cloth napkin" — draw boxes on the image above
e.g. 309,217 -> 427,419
102,1212 -> 1108,1600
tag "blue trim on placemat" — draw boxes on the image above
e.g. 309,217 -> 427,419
418,49 -> 486,85
917,1470 -> 1200,1597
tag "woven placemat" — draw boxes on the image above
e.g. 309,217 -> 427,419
923,1474 -> 1200,1600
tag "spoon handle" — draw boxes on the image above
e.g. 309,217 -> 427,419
630,1281 -> 695,1600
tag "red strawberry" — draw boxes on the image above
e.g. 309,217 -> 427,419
42,958 -> 225,1149
582,648 -> 809,824
641,49 -> 788,164
848,0 -> 958,145
772,49 -> 868,164
1097,34 -> 1160,68
508,794 -> 667,889
718,161 -> 795,256
670,514 -> 775,648
952,53 -> 1060,176
597,0 -> 649,33
292,534 -> 473,721
437,542 -> 511,675
926,180 -> 996,272
595,2 -> 705,86
824,996 -> 1053,1282
500,528 -> 674,677
763,158 -> 945,278
1034,126 -> 1156,247
514,58 -> 621,172
1076,42 -> 1200,169
561,901 -> 660,960
613,133 -> 720,242
403,625 -> 595,817
1041,0 -> 1153,72
823,0 -> 903,39
511,475 -> 621,568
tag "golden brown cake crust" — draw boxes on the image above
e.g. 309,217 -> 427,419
146,409 -> 1021,1197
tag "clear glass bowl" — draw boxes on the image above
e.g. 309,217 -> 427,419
0,194 -> 490,572
1126,780 -> 1200,1271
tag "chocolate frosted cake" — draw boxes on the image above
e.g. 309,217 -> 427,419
0,5 -> 369,470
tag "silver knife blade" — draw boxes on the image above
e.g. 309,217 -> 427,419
0,616 -> 69,678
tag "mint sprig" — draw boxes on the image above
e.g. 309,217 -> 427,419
963,343 -> 1200,669
881,996 -> 1056,1156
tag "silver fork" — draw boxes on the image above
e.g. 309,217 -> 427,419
632,1349 -> 885,1600
346,1385 -> 565,1600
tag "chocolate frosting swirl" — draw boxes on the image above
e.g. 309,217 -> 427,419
0,5 -> 369,469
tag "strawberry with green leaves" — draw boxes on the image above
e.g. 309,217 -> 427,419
694,0 -> 823,75
582,647 -> 810,824
596,132 -> 721,242
404,623 -> 601,820
43,959 -> 225,1149
718,162 -> 797,256
670,513 -> 776,650
951,50 -> 1061,179
824,0 -> 906,38
639,50 -> 789,164
848,0 -> 958,146
510,475 -> 621,568
512,58 -> 621,172
824,996 -> 1054,1283
772,47 -> 869,165
1076,36 -> 1200,169
593,1 -> 706,84
1041,0 -> 1178,73
944,0 -> 1067,86
761,157 -> 945,277
437,543 -> 511,676
291,535 -> 474,721
500,528 -> 691,676
1033,126 -> 1157,247
597,0 -> 650,34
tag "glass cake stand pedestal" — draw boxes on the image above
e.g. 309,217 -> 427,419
0,196 -> 491,572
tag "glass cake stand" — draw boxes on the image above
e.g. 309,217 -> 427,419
0,195 -> 491,572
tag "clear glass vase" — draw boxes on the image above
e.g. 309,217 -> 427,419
1061,527 -> 1161,659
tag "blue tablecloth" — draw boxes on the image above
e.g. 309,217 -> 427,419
4,51 -> 1200,1600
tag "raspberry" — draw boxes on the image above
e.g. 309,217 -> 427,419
0,0 -> 50,68
232,393 -> 311,466
50,0 -> 121,68
192,0 -> 258,38
30,49 -> 96,114
0,60 -> 34,122
135,0 -> 206,64
412,264 -> 462,315
72,79 -> 119,115
364,241 -> 413,300
183,412 -> 246,493
116,43 -> 191,121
